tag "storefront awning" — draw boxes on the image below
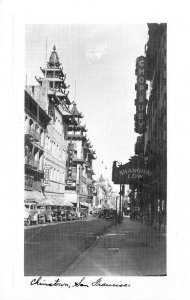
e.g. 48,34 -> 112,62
36,195 -> 74,207
24,190 -> 45,201
37,197 -> 59,206
80,202 -> 89,208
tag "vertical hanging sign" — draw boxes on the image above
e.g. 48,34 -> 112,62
44,166 -> 51,185
67,141 -> 74,184
134,56 -> 148,134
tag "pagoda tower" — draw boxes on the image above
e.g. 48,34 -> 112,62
35,45 -> 73,117
65,102 -> 96,211
26,45 -> 77,205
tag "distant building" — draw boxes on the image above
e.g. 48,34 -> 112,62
93,175 -> 116,210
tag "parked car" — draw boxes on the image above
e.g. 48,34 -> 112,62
68,210 -> 76,221
36,204 -> 53,224
98,209 -> 106,218
57,209 -> 68,222
50,206 -> 59,222
106,209 -> 117,220
80,209 -> 88,220
73,211 -> 79,220
24,202 -> 38,225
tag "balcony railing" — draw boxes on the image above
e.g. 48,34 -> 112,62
25,157 -> 40,170
25,128 -> 40,142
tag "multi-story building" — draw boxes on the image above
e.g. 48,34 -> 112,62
93,175 -> 116,211
144,23 -> 167,230
26,45 -> 76,205
130,23 -> 167,231
65,102 -> 96,211
24,90 -> 51,200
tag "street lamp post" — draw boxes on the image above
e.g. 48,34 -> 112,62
115,161 -> 123,223
76,165 -> 81,213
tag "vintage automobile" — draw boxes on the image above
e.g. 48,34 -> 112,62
57,209 -> 68,222
49,206 -> 59,222
68,210 -> 76,221
98,209 -> 107,218
24,201 -> 39,225
105,209 -> 117,220
36,204 -> 53,224
73,211 -> 79,220
80,209 -> 88,220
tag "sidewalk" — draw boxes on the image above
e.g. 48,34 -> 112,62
63,217 -> 166,276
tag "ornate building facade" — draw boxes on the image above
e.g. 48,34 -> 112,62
65,102 -> 96,211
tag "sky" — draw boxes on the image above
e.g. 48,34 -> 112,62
25,24 -> 148,185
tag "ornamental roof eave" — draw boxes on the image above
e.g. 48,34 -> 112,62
40,67 -> 64,76
35,76 -> 64,83
70,102 -> 83,118
65,116 -> 78,126
67,124 -> 87,132
67,133 -> 84,140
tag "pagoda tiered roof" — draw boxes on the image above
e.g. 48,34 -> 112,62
88,149 -> 96,159
70,102 -> 83,118
67,133 -> 87,140
35,76 -> 64,83
67,124 -> 87,132
48,45 -> 61,67
47,89 -> 71,105
36,46 -> 70,90
99,174 -> 104,182
86,165 -> 96,175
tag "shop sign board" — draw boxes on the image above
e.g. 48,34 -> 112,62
112,159 -> 152,185
135,56 -> 148,134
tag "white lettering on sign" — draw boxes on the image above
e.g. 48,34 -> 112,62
139,77 -> 145,83
139,68 -> 145,74
135,56 -> 147,134
119,168 -> 152,177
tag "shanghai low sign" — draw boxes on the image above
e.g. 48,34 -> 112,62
112,158 -> 152,185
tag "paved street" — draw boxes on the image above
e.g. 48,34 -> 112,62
63,216 -> 166,276
24,216 -> 114,276
25,216 -> 166,276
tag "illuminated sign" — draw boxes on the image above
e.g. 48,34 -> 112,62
134,56 -> 148,134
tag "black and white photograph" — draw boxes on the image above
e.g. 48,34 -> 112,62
24,23 -> 166,277
1,1 -> 190,299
